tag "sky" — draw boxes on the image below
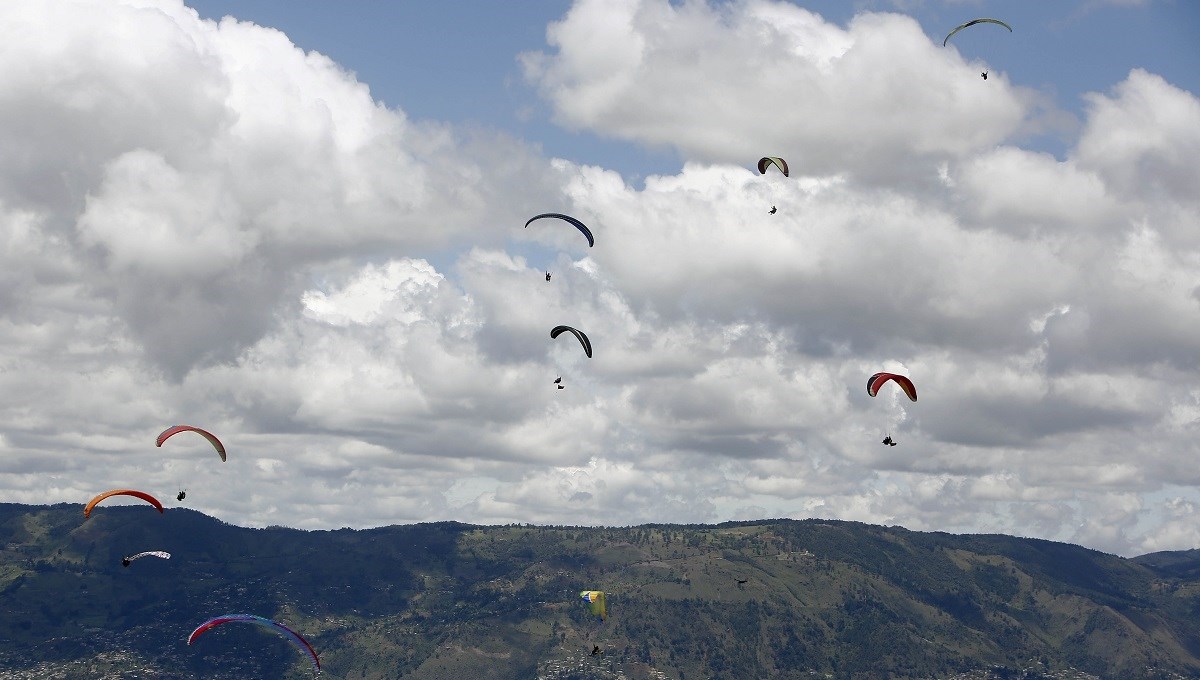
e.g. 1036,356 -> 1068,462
0,0 -> 1197,557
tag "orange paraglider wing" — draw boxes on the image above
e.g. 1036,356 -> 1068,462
84,489 -> 164,518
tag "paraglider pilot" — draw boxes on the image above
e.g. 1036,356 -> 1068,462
769,206 -> 777,214
592,645 -> 601,656
981,71 -> 988,80
882,436 -> 897,447
177,490 -> 186,501
546,272 -> 552,281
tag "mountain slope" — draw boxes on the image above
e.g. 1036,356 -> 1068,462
0,504 -> 1197,679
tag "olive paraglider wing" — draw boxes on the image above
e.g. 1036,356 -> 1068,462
579,590 -> 607,621
757,157 -> 789,177
551,326 -> 592,358
156,425 -> 226,462
525,213 -> 594,248
866,372 -> 917,402
188,614 -> 320,674
84,490 -> 164,518
943,18 -> 1012,47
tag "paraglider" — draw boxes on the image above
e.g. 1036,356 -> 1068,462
757,157 -> 789,177
188,614 -> 320,675
943,18 -> 1012,47
84,490 -> 164,518
759,159 -> 788,212
580,590 -> 606,620
525,213 -> 595,248
981,71 -> 988,80
177,490 -> 186,502
157,425 -> 226,462
551,326 -> 592,359
122,550 -> 170,567
869,373 -> 916,447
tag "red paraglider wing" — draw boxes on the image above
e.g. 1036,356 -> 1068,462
157,425 -> 226,462
867,372 -> 917,402
188,614 -> 320,673
84,489 -> 165,518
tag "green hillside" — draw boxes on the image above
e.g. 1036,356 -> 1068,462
1,503 -> 1198,679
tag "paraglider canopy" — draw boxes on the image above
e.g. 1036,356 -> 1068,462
943,18 -> 1012,47
124,550 -> 171,565
757,157 -> 789,177
157,425 -> 226,462
551,326 -> 593,359
188,614 -> 320,675
579,590 -> 607,620
525,213 -> 595,248
867,372 -> 917,402
84,489 -> 164,518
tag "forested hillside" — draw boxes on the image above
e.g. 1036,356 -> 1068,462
1,504 -> 1198,679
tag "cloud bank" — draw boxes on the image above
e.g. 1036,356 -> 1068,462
0,0 -> 1196,556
